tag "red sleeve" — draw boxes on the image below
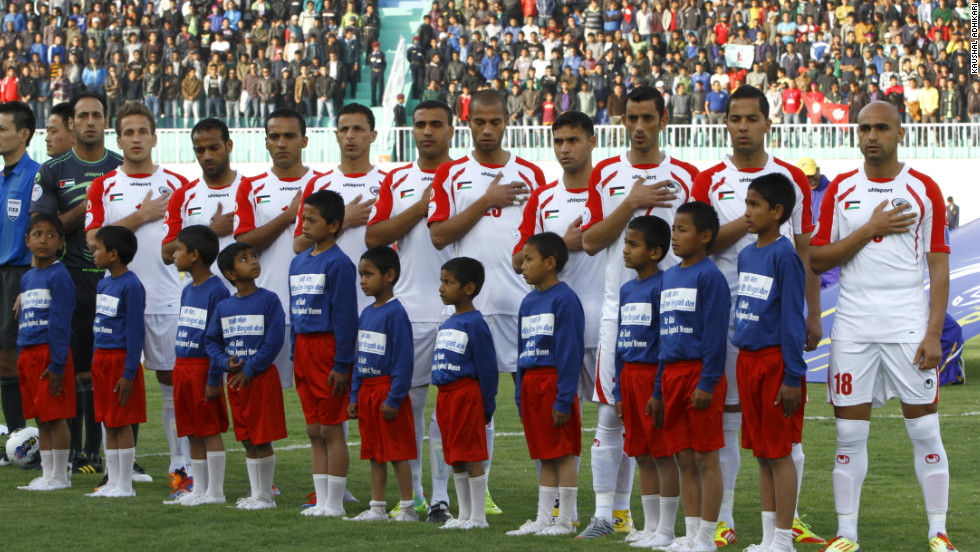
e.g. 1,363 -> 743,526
691,171 -> 711,203
913,169 -> 951,254
161,183 -> 187,245
293,178 -> 317,238
83,175 -> 107,232
776,160 -> 816,234
809,175 -> 843,247
581,165 -> 604,231
366,170 -> 395,227
233,177 -> 256,237
513,184 -> 546,255
427,161 -> 454,226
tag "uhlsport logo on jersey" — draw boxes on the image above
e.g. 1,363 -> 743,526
845,200 -> 861,210
609,185 -> 625,197
718,190 -> 735,201
891,198 -> 911,212
544,209 -> 559,220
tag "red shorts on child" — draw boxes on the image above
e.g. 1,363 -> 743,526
18,344 -> 76,422
227,365 -> 287,445
621,362 -> 669,458
436,377 -> 488,465
294,332 -> 349,426
520,367 -> 581,460
92,348 -> 146,428
173,357 -> 229,439
737,346 -> 806,458
356,375 -> 417,462
661,359 -> 726,455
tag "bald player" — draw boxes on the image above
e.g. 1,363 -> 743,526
810,102 -> 956,552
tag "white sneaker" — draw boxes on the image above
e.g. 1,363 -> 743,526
103,487 -> 136,498
506,519 -> 552,536
440,519 -> 466,530
244,499 -> 276,510
343,488 -> 359,502
742,545 -> 768,552
667,537 -> 698,551
641,532 -> 678,550
302,505 -> 326,516
537,521 -> 576,536
460,520 -> 489,530
390,510 -> 419,522
688,540 -> 718,552
86,485 -> 114,498
37,478 -> 71,491
627,530 -> 657,543
345,509 -> 388,521
17,476 -> 48,490
235,496 -> 257,509
190,495 -> 226,506
164,492 -> 199,505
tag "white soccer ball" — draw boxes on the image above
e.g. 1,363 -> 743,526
5,426 -> 39,467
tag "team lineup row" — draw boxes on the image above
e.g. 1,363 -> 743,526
2,84 -> 953,552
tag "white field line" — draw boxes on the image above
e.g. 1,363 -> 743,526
134,411 -> 980,458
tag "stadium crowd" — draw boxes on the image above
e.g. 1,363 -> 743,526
0,0 -> 976,129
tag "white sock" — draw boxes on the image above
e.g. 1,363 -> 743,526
558,486 -> 578,526
325,475 -> 347,511
657,496 -> 679,538
409,385 -> 427,500
696,519 -> 717,547
771,528 -> 795,551
537,485 -> 558,524
399,499 -> 414,514
116,447 -> 135,493
792,442 -> 805,519
313,474 -> 329,506
429,415 -> 452,506
614,454 -> 635,511
104,449 -> 120,489
469,473 -> 489,524
191,459 -> 208,498
718,411 -> 741,527
592,403 -> 623,522
206,451 -> 226,499
51,449 -> 70,483
370,500 -> 387,515
684,516 -> 701,538
40,450 -> 53,481
454,472 -> 472,521
256,455 -> 276,503
833,418 -> 870,542
761,511 -> 777,547
905,414 -> 950,537
482,417 -> 494,477
642,494 -> 661,533
159,383 -> 184,473
245,458 -> 260,500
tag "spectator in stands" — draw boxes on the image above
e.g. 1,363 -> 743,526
182,68 -> 203,123
706,80 -> 728,124
224,68 -> 244,127
162,64 -> 181,127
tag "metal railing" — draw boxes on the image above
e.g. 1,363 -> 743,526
27,123 -> 979,165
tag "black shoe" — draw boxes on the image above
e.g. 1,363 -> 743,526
95,474 -> 108,490
18,453 -> 41,470
426,501 -> 453,523
72,453 -> 104,474
132,462 -> 153,482
0,450 -> 10,467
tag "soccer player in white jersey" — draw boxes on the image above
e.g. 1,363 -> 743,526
162,118 -> 246,294
293,103 -> 384,313
579,86 -> 698,539
365,100 -> 455,522
691,85 -> 823,546
234,108 -> 318,389
810,102 -> 957,552
83,102 -> 191,488
428,89 -> 548,515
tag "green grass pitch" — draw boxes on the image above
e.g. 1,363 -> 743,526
2,337 -> 977,552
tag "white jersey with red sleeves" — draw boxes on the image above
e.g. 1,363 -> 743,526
234,167 -> 321,312
692,153 -> 814,296
84,166 -> 189,314
367,162 -> 451,323
516,179 -> 605,348
427,152 -> 547,315
163,171 -> 246,252
295,165 -> 387,312
582,152 -> 698,320
811,163 -> 949,343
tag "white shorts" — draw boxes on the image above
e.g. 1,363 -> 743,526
411,322 -> 440,388
274,323 -> 294,390
593,318 -> 617,404
724,340 -> 739,406
484,313 -> 518,373
827,341 -> 940,408
578,347 -> 598,403
143,314 -> 178,371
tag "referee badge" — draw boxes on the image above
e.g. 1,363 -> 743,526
6,198 -> 21,221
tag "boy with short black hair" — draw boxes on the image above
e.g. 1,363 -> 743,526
289,189 -> 359,517
16,213 -> 76,491
86,225 -> 146,499
205,242 -> 287,510
733,174 -> 805,552
345,246 -> 417,522
432,257 -> 499,530
612,215 -> 682,548
508,231 -> 585,537
652,201 -> 731,552
168,225 -> 231,506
